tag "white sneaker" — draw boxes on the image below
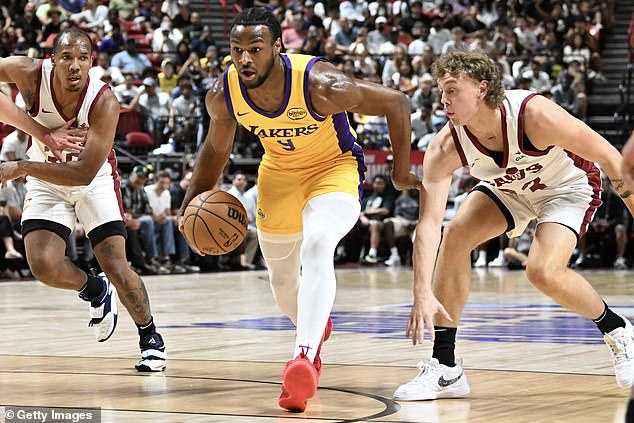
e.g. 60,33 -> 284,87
604,318 -> 634,388
364,254 -> 378,264
474,256 -> 487,267
614,256 -> 628,270
488,256 -> 505,267
87,273 -> 118,342
385,254 -> 400,266
393,358 -> 470,400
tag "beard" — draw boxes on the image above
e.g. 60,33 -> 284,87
240,54 -> 276,89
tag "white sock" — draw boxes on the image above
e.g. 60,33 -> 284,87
389,246 -> 398,257
368,247 -> 378,258
294,193 -> 360,362
477,250 -> 486,260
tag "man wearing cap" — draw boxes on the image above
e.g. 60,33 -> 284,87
368,16 -> 389,55
301,1 -> 324,31
158,58 -> 178,94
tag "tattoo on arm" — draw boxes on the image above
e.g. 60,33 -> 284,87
608,178 -> 633,199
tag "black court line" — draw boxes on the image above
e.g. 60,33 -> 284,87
0,369 -> 399,423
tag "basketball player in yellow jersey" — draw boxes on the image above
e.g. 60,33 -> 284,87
179,7 -> 420,413
621,132 -> 634,422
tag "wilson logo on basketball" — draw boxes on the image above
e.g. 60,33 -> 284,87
227,206 -> 248,229
287,107 -> 307,120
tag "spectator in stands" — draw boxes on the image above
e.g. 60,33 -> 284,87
398,0 -> 429,35
59,0 -> 83,14
392,59 -> 418,94
0,130 -> 28,162
121,166 -> 169,274
110,0 -> 138,21
157,58 -> 178,94
411,72 -> 437,111
97,22 -> 124,54
15,30 -> 41,56
89,51 -> 124,85
14,3 -> 42,43
427,17 -> 451,55
379,26 -> 406,56
145,171 -> 186,273
513,16 -> 537,50
417,114 -> 446,152
111,38 -> 152,78
408,22 -> 429,56
153,22 -> 178,63
36,0 -> 68,25
130,77 -> 171,144
169,170 -> 198,272
551,71 -> 581,118
302,25 -> 324,56
459,5 -> 486,34
42,9 -> 64,45
441,26 -> 466,54
183,12 -> 203,42
522,60 -> 552,94
69,0 -> 109,34
190,25 -> 216,56
172,0 -> 191,29
511,50 -> 533,81
361,174 -> 396,264
411,104 -> 433,149
383,188 -> 419,266
382,44 -> 407,87
113,72 -> 140,109
368,15 -> 389,55
282,13 -> 306,54
168,80 -> 201,152
222,171 -> 257,270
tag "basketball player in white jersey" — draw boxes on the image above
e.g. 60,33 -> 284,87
0,28 -> 166,372
0,90 -> 85,158
394,50 -> 634,401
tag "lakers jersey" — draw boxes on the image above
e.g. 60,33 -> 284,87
28,59 -> 117,187
449,90 -> 601,196
223,53 -> 364,172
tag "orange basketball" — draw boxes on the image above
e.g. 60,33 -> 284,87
182,190 -> 248,255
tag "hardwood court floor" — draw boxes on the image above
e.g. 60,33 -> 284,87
1,267 -> 632,422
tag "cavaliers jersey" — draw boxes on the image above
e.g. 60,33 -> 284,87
449,90 -> 601,197
28,59 -> 117,187
223,53 -> 364,172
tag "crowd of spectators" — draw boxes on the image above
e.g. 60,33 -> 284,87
0,0 -> 628,277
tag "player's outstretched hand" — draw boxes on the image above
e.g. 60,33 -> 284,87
177,213 -> 204,256
0,161 -> 25,189
42,118 -> 87,161
406,294 -> 452,345
391,170 -> 421,191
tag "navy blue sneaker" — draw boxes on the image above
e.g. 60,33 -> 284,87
79,272 -> 118,342
135,332 -> 167,372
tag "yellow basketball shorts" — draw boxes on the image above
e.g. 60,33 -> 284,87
256,159 -> 363,234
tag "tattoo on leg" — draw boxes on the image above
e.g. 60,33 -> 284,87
97,240 -> 116,259
121,275 -> 152,324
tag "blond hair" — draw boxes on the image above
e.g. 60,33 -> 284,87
432,50 -> 505,109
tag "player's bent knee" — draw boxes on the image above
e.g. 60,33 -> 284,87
441,221 -> 480,253
525,262 -> 562,291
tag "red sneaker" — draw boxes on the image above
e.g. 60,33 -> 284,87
314,317 -> 333,375
278,353 -> 319,412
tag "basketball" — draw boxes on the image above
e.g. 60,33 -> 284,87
182,190 -> 248,255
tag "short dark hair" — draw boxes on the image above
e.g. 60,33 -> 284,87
53,28 -> 93,54
231,7 -> 282,43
